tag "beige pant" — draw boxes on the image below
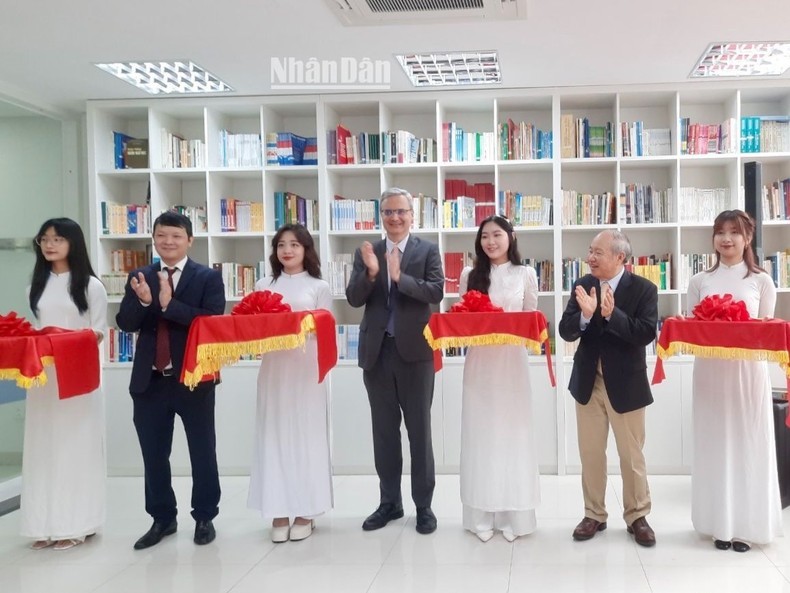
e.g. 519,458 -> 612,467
576,364 -> 651,525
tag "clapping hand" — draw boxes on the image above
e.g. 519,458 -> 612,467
361,241 -> 379,279
130,272 -> 152,305
158,270 -> 173,309
600,284 -> 615,318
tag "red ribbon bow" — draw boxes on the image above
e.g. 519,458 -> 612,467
232,290 -> 292,315
0,311 -> 39,336
449,290 -> 504,313
692,294 -> 750,321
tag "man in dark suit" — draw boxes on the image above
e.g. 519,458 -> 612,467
559,230 -> 658,547
117,211 -> 226,550
346,188 -> 444,534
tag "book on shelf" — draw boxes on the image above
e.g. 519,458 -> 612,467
443,251 -> 473,293
273,192 -> 317,231
522,258 -> 554,292
624,254 -> 673,290
442,122 -> 495,162
561,190 -> 617,225
498,191 -> 552,227
125,138 -> 149,169
330,195 -> 379,231
562,258 -> 592,290
763,178 -> 790,220
763,250 -> 790,289
160,128 -> 203,168
106,327 -> 137,363
381,130 -> 436,164
618,184 -> 674,224
336,324 -> 360,360
740,116 -> 790,153
679,253 -> 716,290
680,118 -> 736,155
219,130 -> 262,167
272,132 -> 316,166
219,198 -> 264,233
498,119 -> 552,160
677,188 -> 730,223
212,262 -> 261,298
621,122 -> 671,157
411,193 -> 438,230
443,179 -> 496,227
560,114 -> 576,158
327,254 -> 354,296
170,204 -> 208,233
100,202 -> 151,235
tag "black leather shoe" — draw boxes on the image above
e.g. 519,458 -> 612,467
732,540 -> 751,553
714,539 -> 731,550
416,507 -> 437,534
134,519 -> 177,550
362,503 -> 404,531
194,519 -> 216,545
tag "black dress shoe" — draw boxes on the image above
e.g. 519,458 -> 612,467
714,539 -> 732,550
134,519 -> 177,550
416,507 -> 437,534
194,519 -> 216,545
732,540 -> 751,553
362,503 -> 404,531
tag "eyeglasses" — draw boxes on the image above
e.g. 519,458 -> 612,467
382,209 -> 413,218
35,236 -> 66,247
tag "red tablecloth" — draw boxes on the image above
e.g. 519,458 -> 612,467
423,311 -> 556,386
0,328 -> 100,398
652,318 -> 790,384
181,309 -> 337,388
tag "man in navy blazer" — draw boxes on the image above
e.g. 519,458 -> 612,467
117,211 -> 225,550
347,188 -> 444,535
559,230 -> 658,547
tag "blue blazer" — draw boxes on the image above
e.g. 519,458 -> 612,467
117,258 -> 226,394
558,270 -> 657,414
346,236 -> 444,371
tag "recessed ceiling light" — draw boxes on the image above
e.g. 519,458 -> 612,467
396,51 -> 501,87
95,61 -> 234,95
690,42 -> 790,78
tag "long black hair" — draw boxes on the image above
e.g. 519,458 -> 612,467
269,223 -> 322,280
30,218 -> 98,317
466,215 -> 522,294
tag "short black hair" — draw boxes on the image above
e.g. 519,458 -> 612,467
153,211 -> 193,238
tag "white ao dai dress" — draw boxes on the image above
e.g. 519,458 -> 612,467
687,261 -> 782,544
21,273 -> 107,541
459,263 -> 541,537
247,271 -> 334,519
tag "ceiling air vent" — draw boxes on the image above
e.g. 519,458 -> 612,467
325,0 -> 526,25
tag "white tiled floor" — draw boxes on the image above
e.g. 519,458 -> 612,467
3,474 -> 790,592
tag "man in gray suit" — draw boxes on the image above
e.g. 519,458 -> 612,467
346,188 -> 444,534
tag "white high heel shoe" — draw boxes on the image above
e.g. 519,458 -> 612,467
290,520 -> 315,541
476,530 -> 494,543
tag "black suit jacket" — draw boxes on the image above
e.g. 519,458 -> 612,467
558,271 -> 657,414
116,258 -> 226,394
346,236 -> 444,371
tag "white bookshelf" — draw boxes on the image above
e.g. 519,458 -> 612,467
87,83 -> 790,476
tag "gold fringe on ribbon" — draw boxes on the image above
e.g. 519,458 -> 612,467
183,315 -> 316,388
0,366 -> 48,389
657,341 -> 790,376
423,327 -> 548,356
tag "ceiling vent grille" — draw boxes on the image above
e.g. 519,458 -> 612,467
325,0 -> 525,25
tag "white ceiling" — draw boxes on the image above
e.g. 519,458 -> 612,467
2,0 -> 790,116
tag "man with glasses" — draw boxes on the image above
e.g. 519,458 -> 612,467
347,188 -> 444,535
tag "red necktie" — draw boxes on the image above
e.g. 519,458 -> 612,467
154,267 -> 175,372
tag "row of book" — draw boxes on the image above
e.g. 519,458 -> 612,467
219,199 -> 264,233
763,178 -> 790,221
274,191 -> 318,231
741,116 -> 790,153
106,328 -> 138,363
212,262 -> 263,298
327,254 -> 354,297
100,202 -> 151,235
679,118 -> 737,155
763,250 -> 790,289
411,193 -> 439,229
336,324 -> 360,360
498,119 -> 552,160
560,115 -> 615,159
619,184 -> 674,224
161,129 -> 204,168
265,132 -> 318,166
498,192 -> 552,227
442,198 -> 496,229
443,251 -> 474,293
171,205 -> 208,233
624,256 -> 673,290
219,130 -> 262,168
380,130 -> 437,164
523,258 -> 554,292
677,188 -> 730,223
620,122 -> 671,157
330,196 -> 380,231
561,190 -> 618,226
442,123 -> 497,162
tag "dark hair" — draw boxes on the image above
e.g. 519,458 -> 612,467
153,211 -> 193,238
269,224 -> 321,280
466,215 -> 521,294
708,209 -> 763,277
30,218 -> 97,317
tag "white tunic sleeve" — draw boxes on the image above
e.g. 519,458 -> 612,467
521,266 -> 539,312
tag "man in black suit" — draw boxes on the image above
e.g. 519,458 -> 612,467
559,230 -> 658,547
346,188 -> 444,534
117,211 -> 225,550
